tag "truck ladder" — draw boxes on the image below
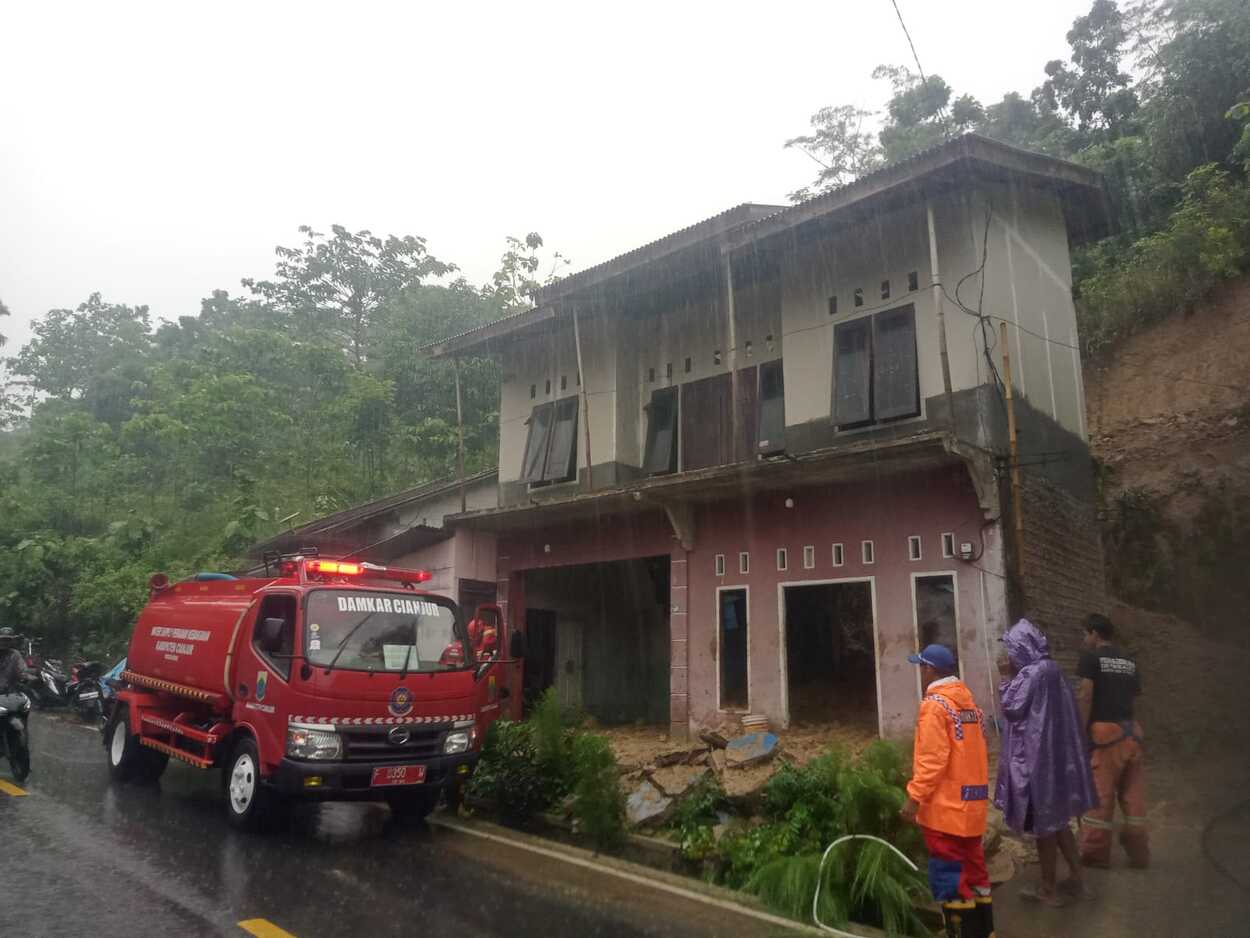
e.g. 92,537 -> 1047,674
139,713 -> 230,769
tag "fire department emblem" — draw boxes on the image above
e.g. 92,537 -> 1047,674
388,686 -> 413,717
256,670 -> 268,702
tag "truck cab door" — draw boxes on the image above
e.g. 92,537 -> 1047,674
235,592 -> 299,768
470,604 -> 521,727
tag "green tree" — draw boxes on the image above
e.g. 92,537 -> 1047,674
1039,0 -> 1139,136
9,293 -> 151,401
783,104 -> 883,202
242,225 -> 455,366
874,65 -> 953,163
482,232 -> 570,313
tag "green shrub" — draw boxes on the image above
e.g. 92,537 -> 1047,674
570,733 -> 626,850
466,719 -> 567,825
531,687 -> 574,789
1076,164 -> 1250,357
708,741 -> 925,934
669,774 -> 728,862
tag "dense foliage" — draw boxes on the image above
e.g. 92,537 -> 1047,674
667,741 -> 926,935
466,690 -> 626,850
789,0 -> 1250,356
0,228 -> 563,658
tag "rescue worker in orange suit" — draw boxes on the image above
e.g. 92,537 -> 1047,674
901,644 -> 995,938
467,615 -> 498,659
1076,613 -> 1149,868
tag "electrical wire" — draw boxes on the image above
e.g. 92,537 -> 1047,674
812,834 -> 920,936
885,0 -> 950,134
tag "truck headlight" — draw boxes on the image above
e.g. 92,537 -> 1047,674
443,730 -> 470,755
286,725 -> 342,760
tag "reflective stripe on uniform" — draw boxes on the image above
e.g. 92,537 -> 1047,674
926,693 -> 983,742
1081,815 -> 1115,830
1123,816 -> 1149,826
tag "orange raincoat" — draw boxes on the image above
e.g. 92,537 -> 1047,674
907,677 -> 989,838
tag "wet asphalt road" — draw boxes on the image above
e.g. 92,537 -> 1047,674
1,713 -> 792,938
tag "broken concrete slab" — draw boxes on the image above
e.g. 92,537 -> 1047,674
626,779 -> 673,828
653,747 -> 705,768
721,762 -> 773,809
709,749 -> 727,775
724,732 -> 779,768
649,764 -> 708,799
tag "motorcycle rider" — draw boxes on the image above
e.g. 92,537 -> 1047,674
0,627 -> 28,693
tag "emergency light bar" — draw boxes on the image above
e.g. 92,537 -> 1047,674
304,559 -> 432,584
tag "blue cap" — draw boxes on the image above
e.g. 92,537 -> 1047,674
908,644 -> 956,670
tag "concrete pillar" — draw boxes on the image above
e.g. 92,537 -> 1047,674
669,551 -> 689,740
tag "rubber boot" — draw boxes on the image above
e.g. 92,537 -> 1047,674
976,895 -> 996,938
941,900 -> 977,938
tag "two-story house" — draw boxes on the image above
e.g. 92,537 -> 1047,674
424,134 -> 1111,739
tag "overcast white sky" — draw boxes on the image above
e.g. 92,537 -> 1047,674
0,0 -> 1096,349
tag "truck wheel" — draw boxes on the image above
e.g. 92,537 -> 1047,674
106,710 -> 168,784
225,737 -> 278,831
386,787 -> 439,823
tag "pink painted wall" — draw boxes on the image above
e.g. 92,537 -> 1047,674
685,465 -> 998,738
494,464 -> 1001,740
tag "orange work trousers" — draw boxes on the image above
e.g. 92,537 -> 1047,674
1080,721 -> 1150,868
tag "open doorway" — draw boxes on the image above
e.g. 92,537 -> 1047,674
522,609 -> 558,712
783,581 -> 877,732
523,556 -> 670,724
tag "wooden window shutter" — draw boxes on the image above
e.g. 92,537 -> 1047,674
642,387 -> 678,475
757,359 -> 785,455
872,305 -> 919,421
834,318 -> 872,427
519,402 -> 555,483
542,397 -> 579,482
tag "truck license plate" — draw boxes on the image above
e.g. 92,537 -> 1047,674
370,764 -> 426,787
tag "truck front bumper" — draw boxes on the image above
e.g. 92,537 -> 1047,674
268,751 -> 479,799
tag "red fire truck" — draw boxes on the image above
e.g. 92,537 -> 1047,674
105,557 -> 521,829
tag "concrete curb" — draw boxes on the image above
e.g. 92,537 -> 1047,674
429,812 -> 892,937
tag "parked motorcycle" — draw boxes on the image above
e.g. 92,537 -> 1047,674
67,661 -> 106,723
24,658 -> 69,709
0,689 -> 32,782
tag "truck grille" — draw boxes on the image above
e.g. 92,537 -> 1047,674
340,724 -> 446,763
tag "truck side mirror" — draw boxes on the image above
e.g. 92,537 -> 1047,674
258,617 -> 285,654
509,631 -> 526,659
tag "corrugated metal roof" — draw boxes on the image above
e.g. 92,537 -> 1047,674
722,132 -> 1108,249
424,133 -> 1109,358
532,202 -> 785,305
249,468 -> 498,555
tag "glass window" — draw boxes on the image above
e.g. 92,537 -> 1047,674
642,387 -> 679,475
254,594 -> 296,680
757,359 -> 785,455
915,574 -> 958,670
304,590 -> 465,674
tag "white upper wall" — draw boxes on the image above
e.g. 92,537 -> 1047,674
935,183 -> 1086,439
779,201 -> 939,426
496,180 -> 1088,481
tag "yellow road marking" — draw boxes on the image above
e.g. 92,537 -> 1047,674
0,780 -> 27,796
238,919 -> 297,938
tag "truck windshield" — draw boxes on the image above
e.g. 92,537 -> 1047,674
304,590 -> 468,673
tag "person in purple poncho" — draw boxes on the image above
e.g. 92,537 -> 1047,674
995,618 -> 1098,907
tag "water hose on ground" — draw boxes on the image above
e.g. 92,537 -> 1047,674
812,834 -> 920,937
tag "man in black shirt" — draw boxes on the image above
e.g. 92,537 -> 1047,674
1075,613 -> 1149,868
